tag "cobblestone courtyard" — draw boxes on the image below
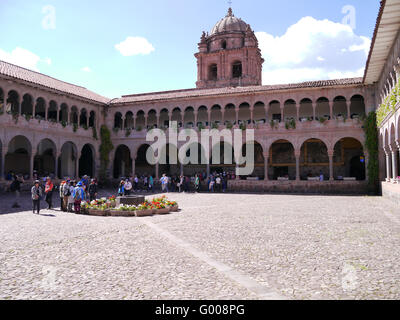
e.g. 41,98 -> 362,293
1,191 -> 400,300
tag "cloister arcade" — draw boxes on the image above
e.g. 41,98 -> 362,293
0,85 -> 97,128
112,95 -> 366,130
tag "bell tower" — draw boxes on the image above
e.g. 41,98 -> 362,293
195,8 -> 264,89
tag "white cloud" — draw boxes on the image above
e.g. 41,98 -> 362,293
115,36 -> 155,56
0,47 -> 44,71
81,66 -> 91,72
255,16 -> 371,84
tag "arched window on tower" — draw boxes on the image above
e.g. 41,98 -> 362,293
232,61 -> 242,78
221,40 -> 227,49
209,64 -> 218,81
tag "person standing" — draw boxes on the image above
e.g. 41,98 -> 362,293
10,174 -> 23,208
194,174 -> 200,193
216,175 -> 222,193
31,180 -> 43,215
133,175 -> 139,192
44,177 -> 54,209
72,182 -> 86,214
88,179 -> 98,201
118,180 -> 125,196
63,180 -> 71,211
67,181 -> 76,212
124,178 -> 132,196
161,174 -> 169,193
59,181 -> 66,212
149,175 -> 154,192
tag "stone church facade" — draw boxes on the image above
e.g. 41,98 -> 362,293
0,2 -> 399,195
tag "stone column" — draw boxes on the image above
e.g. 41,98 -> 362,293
263,151 -> 269,181
221,110 -> 225,126
55,152 -> 59,179
295,151 -> 301,181
235,108 -> 239,126
385,149 -> 392,182
180,163 -> 184,176
207,110 -> 211,127
328,150 -> 334,181
329,101 -> 333,120
155,162 -> 159,180
76,151 -> 81,179
133,114 -> 137,129
391,146 -> 398,181
296,103 -> 300,122
312,102 -> 316,121
346,100 -> 351,119
1,147 -> 7,180
30,153 -> 34,181
280,107 -> 284,122
132,157 -> 136,177
144,115 -> 148,129
250,107 -> 254,126
194,111 -> 198,128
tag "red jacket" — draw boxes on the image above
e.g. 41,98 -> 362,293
45,182 -> 54,193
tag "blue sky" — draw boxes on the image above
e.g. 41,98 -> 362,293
0,0 -> 380,99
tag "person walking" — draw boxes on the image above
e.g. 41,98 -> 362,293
31,180 -> 43,215
67,181 -> 76,212
10,174 -> 23,208
88,179 -> 98,201
72,181 -> 86,214
63,180 -> 71,211
44,177 -> 54,209
118,180 -> 125,196
194,174 -> 200,193
59,181 -> 66,211
160,174 -> 169,193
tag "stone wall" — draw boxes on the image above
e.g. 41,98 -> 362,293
381,182 -> 400,205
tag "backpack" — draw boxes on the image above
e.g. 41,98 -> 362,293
64,186 -> 71,196
74,187 -> 82,201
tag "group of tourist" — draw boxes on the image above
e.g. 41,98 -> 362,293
117,175 -> 155,196
28,175 -> 98,215
159,171 -> 233,193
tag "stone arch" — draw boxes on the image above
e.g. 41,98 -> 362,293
224,103 -> 235,126
171,107 -> 182,127
89,110 -> 96,128
268,139 -> 295,180
60,141 -> 78,179
211,104 -> 222,126
59,103 -> 68,123
114,112 -> 123,129
5,135 -> 32,177
210,141 -> 235,174
299,98 -> 313,121
35,97 -> 46,120
135,144 -> 154,177
238,102 -> 250,125
79,144 -> 95,178
79,108 -> 88,128
254,101 -> 266,124
135,110 -> 145,130
113,144 -> 132,178
284,99 -> 296,122
299,138 -> 329,180
268,100 -> 281,123
48,100 -> 58,122
0,87 -> 4,114
333,96 -> 347,119
350,95 -> 366,119
159,108 -> 169,128
333,137 -> 365,180
34,138 -> 57,177
184,106 -> 195,128
316,97 -> 330,120
159,143 -> 180,176
21,93 -> 33,116
70,106 -> 78,125
124,111 -> 134,129
181,142 -> 208,176
240,141 -> 265,178
148,109 -> 157,128
6,90 -> 20,115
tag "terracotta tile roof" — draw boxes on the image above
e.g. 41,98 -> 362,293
0,60 -> 109,104
111,78 -> 364,104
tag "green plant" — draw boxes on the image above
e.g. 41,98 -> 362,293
73,123 -> 78,132
270,119 -> 276,129
99,125 -> 114,181
212,122 -> 219,129
24,114 -> 32,122
136,125 -> 142,132
364,112 -> 379,193
285,119 -> 296,130
226,121 -> 233,129
239,122 -> 246,131
197,123 -> 205,130
113,126 -> 120,133
376,78 -> 400,126
61,120 -> 67,128
125,128 -> 131,137
318,117 -> 327,124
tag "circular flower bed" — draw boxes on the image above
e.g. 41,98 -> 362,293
85,195 -> 179,217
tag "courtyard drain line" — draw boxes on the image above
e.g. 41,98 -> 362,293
140,219 -> 287,300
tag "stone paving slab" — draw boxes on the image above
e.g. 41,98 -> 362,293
0,191 -> 399,300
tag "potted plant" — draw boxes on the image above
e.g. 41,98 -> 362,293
135,201 -> 154,217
